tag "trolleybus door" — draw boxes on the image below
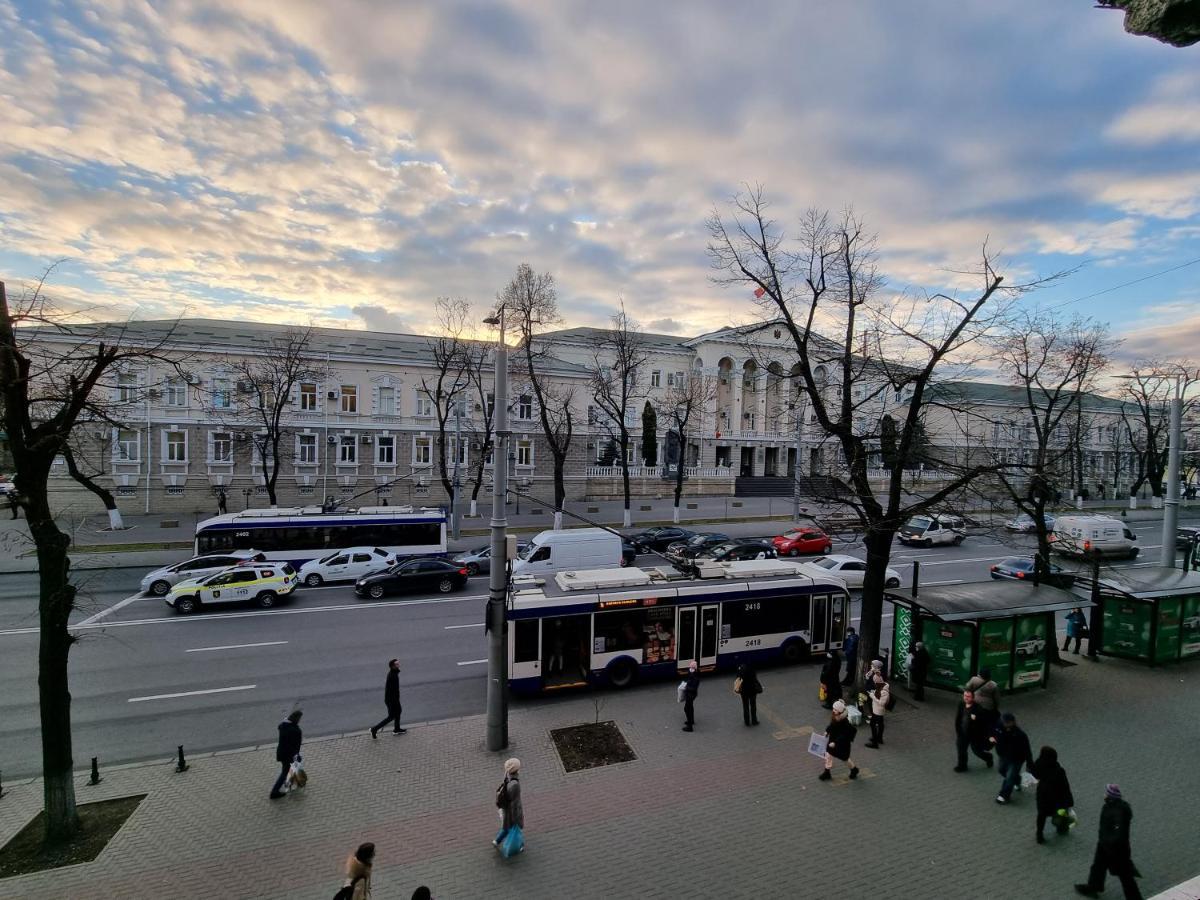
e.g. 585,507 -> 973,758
677,604 -> 720,668
510,618 -> 542,683
812,594 -> 829,652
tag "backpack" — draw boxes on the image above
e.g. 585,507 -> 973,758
332,875 -> 362,900
495,778 -> 508,808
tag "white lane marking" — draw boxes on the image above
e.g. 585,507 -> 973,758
923,579 -> 966,585
128,684 -> 256,703
76,593 -> 144,627
456,658 -> 488,666
186,641 -> 288,653
445,622 -> 485,629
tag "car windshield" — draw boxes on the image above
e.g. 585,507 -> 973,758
1001,558 -> 1033,570
783,531 -> 806,540
907,517 -> 932,530
813,557 -> 840,569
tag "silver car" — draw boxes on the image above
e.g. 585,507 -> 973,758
140,550 -> 266,596
451,542 -> 530,576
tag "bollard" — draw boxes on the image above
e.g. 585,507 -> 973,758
175,745 -> 189,774
89,757 -> 102,785
0,768 -> 5,799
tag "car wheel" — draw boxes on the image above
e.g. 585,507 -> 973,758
788,548 -> 799,557
437,577 -> 454,593
466,563 -> 480,576
782,639 -> 808,664
368,584 -> 386,600
923,539 -> 934,548
608,657 -> 637,689
885,577 -> 901,588
256,591 -> 277,609
304,573 -> 324,587
619,555 -> 630,567
174,595 -> 198,615
953,535 -> 965,546
149,579 -> 171,597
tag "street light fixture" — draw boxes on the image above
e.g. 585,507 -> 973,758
483,309 -> 509,752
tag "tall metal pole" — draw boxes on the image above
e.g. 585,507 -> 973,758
1161,376 -> 1182,568
792,404 -> 803,521
486,311 -> 510,751
452,393 -> 462,541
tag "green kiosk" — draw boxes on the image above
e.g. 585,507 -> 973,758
886,580 -> 1088,693
1074,566 -> 1200,665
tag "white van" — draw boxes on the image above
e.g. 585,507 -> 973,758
511,528 -> 624,578
897,514 -> 966,547
1050,516 -> 1139,560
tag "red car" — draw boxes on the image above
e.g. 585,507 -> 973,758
772,527 -> 833,556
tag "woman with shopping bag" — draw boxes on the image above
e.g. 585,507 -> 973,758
1029,746 -> 1075,845
819,700 -> 859,782
493,757 -> 525,858
819,650 -> 842,710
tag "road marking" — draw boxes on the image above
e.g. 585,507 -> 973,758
185,641 -> 289,653
924,579 -> 965,585
445,622 -> 485,629
76,593 -> 144,627
456,658 -> 488,666
128,684 -> 256,703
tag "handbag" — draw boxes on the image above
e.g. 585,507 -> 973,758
818,683 -> 828,703
677,681 -> 687,703
499,824 -> 525,858
733,676 -> 743,695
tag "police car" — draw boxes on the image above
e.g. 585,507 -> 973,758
165,563 -> 298,614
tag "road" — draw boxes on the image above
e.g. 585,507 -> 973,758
0,517 -> 1187,778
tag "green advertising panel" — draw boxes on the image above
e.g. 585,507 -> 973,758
1154,597 -> 1182,663
1013,614 -> 1048,687
925,620 -> 973,689
1103,599 -> 1153,659
892,605 -> 914,677
978,619 -> 1014,691
1180,595 -> 1200,659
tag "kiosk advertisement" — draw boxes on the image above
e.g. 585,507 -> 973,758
1154,597 -> 1182,662
1180,595 -> 1200,659
925,621 -> 973,688
978,619 -> 1014,690
1013,614 -> 1047,686
1103,600 -> 1152,659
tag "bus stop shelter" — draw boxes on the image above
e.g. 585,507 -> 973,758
886,580 -> 1088,693
1073,566 -> 1200,665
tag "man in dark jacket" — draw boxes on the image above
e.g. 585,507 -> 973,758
682,661 -> 699,732
909,642 -> 930,701
270,709 -> 303,799
371,658 -> 405,738
989,712 -> 1033,803
1076,784 -> 1142,898
841,627 -> 859,685
953,690 -> 994,772
736,662 -> 762,726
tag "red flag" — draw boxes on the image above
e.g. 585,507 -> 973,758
753,286 -> 766,298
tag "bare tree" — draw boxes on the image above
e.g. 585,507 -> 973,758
661,369 -> 718,523
588,304 -> 649,528
1119,360 -> 1200,498
419,298 -> 474,504
0,276 -> 181,845
460,337 -> 496,516
707,190 -> 1065,687
499,264 -> 576,530
61,439 -> 126,530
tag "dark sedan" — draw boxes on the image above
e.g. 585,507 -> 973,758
694,540 -> 777,564
665,532 -> 731,561
989,556 -> 1075,589
629,526 -> 695,553
355,558 -> 469,599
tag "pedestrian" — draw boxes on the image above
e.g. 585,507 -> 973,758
841,626 -> 859,685
953,690 -> 994,772
7,490 -> 19,520
270,709 -> 303,799
493,757 -> 525,856
370,658 -> 406,738
819,649 -> 842,710
1063,608 -> 1088,655
965,667 -> 1001,731
216,489 -> 228,515
411,888 -> 433,900
1075,785 -> 1142,899
681,660 -> 700,732
865,672 -> 890,748
989,712 -> 1033,804
819,699 -> 859,782
736,661 -> 762,726
334,842 -> 374,900
1029,746 -> 1074,845
909,641 -> 930,701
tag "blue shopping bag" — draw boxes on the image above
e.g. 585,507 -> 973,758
499,825 -> 525,858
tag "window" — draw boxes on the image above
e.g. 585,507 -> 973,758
517,395 -> 532,420
117,373 -> 137,403
378,387 -> 396,416
340,385 -> 358,414
447,437 -> 467,466
667,372 -> 675,387
164,378 -> 187,407
514,619 -> 540,663
651,371 -> 661,388
516,440 -> 532,467
415,393 -> 434,417
164,430 -> 187,463
213,378 -> 232,409
297,434 -> 317,465
724,595 -> 811,639
338,435 -> 357,464
299,382 -> 318,411
116,429 -> 140,461
377,435 -> 395,465
211,432 -> 233,463
414,437 -> 432,466
675,371 -> 685,387
486,393 -> 495,417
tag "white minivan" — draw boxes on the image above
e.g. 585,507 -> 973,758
897,514 -> 966,547
1050,516 -> 1139,560
511,528 -> 624,578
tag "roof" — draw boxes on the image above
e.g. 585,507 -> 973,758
1075,565 -> 1200,600
930,381 -> 1133,414
536,326 -> 693,353
885,579 -> 1087,621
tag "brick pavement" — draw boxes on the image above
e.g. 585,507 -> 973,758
1,653 -> 1198,899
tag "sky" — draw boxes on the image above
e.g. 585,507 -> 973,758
0,1 -> 1198,360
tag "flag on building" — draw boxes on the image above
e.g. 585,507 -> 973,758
753,286 -> 766,298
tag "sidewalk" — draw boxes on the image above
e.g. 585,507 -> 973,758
1,653 -> 1197,899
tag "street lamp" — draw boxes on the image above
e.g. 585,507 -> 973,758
482,309 -> 510,752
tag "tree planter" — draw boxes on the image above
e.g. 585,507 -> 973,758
0,794 -> 145,878
550,721 -> 636,772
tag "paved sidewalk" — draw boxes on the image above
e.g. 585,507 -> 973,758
1,653 -> 1197,899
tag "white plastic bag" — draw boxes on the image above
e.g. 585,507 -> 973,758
1020,770 -> 1039,790
807,732 -> 829,758
676,681 -> 687,703
845,704 -> 863,727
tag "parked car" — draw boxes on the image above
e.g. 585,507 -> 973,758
297,546 -> 398,586
665,532 -> 730,562
628,526 -> 695,553
355,558 -> 469,599
165,562 -> 297,614
1176,526 -> 1200,551
621,541 -> 638,566
693,539 -> 777,564
141,550 -> 267,596
451,542 -> 531,576
897,514 -> 966,547
772,527 -> 833,557
1005,512 -> 1056,534
989,556 -> 1075,588
809,554 -> 902,589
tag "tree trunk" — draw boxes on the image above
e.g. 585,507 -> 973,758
62,448 -> 125,530
856,527 -> 895,691
620,450 -> 631,530
553,457 -> 566,530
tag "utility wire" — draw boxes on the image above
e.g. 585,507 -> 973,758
1050,255 -> 1200,310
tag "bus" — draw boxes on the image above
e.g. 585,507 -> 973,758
194,506 -> 447,567
507,558 -> 849,694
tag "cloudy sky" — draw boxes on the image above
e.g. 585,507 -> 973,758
0,1 -> 1198,357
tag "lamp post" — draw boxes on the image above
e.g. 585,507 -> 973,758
450,386 -> 464,541
482,309 -> 510,752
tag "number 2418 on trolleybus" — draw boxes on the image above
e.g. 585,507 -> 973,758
507,558 -> 849,693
